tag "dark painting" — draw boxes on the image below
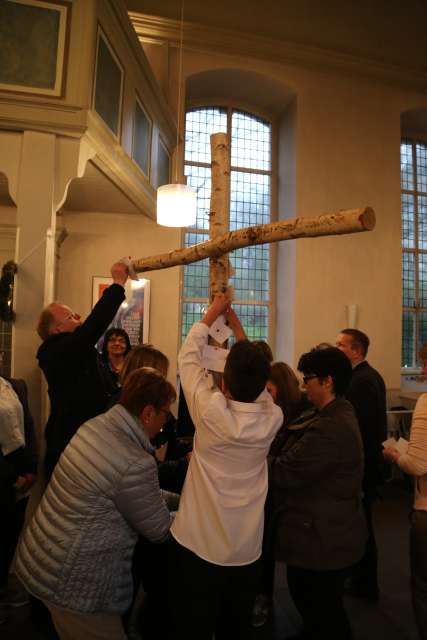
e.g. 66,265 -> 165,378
133,100 -> 151,176
94,33 -> 123,136
0,1 -> 62,91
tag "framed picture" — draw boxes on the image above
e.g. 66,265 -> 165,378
93,28 -> 124,138
92,277 -> 150,349
0,0 -> 69,97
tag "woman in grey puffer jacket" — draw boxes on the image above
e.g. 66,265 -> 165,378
16,368 -> 178,640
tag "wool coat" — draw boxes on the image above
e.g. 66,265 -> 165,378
269,397 -> 367,571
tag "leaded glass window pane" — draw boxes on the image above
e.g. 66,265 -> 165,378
230,245 -> 270,302
401,139 -> 413,190
403,252 -> 415,307
185,108 -> 227,164
416,142 -> 427,193
231,111 -> 271,171
419,254 -> 427,306
402,193 -> 415,249
183,232 -> 209,299
418,196 -> 427,250
184,165 -> 211,230
402,311 -> 415,368
232,303 -> 269,340
182,302 -> 207,341
230,172 -> 270,230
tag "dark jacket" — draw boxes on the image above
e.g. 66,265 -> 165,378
38,283 -> 125,476
345,360 -> 387,491
269,397 -> 367,571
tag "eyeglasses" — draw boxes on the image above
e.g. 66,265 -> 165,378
302,374 -> 319,384
109,337 -> 127,345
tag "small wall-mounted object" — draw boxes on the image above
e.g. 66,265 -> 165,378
346,303 -> 358,328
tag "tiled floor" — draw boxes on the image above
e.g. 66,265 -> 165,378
1,482 -> 419,640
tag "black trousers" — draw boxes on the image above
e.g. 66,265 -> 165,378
0,496 -> 28,587
350,493 -> 379,595
410,510 -> 427,640
167,537 -> 260,640
287,564 -> 353,640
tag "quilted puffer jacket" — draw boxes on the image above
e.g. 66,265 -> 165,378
16,404 -> 173,614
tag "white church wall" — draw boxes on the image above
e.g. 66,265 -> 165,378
57,211 -> 182,386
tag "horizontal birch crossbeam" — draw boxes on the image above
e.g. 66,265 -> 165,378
132,207 -> 375,274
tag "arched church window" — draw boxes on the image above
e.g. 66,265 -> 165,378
401,138 -> 427,367
181,106 -> 273,342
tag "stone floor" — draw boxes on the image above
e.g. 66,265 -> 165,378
1,481 -> 419,640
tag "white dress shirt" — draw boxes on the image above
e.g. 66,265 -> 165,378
171,322 -> 282,566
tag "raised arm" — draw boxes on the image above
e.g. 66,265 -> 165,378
225,306 -> 247,342
178,294 -> 229,426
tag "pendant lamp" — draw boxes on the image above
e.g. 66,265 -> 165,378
157,0 -> 196,227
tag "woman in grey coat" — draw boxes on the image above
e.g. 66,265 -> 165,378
269,347 -> 367,640
16,367 -> 177,640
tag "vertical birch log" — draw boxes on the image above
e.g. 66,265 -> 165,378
209,132 -> 230,300
208,133 -> 230,357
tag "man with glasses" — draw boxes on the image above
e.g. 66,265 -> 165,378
336,328 -> 387,603
36,261 -> 129,478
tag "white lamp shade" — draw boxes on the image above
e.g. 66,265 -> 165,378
157,183 -> 197,227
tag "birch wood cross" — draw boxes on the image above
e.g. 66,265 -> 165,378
132,133 -> 375,302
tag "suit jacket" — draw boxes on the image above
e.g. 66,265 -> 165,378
345,360 -> 387,491
37,283 -> 125,476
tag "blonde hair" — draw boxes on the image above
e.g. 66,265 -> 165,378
120,344 -> 169,385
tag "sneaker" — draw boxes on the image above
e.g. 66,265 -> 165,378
0,586 -> 30,608
251,593 -> 272,628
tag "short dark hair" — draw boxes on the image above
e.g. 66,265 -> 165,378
340,329 -> 370,357
252,340 -> 274,363
120,344 -> 169,384
297,346 -> 352,396
102,328 -> 131,361
223,340 -> 270,402
119,367 -> 176,416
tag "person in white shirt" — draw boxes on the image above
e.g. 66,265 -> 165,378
168,294 -> 283,640
384,343 -> 427,640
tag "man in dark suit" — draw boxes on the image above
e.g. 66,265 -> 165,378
36,261 -> 128,478
336,328 -> 387,602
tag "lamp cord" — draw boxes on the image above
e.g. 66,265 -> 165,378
175,0 -> 185,183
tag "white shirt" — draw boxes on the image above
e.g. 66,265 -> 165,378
398,393 -> 427,511
0,377 -> 25,456
171,322 -> 282,566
